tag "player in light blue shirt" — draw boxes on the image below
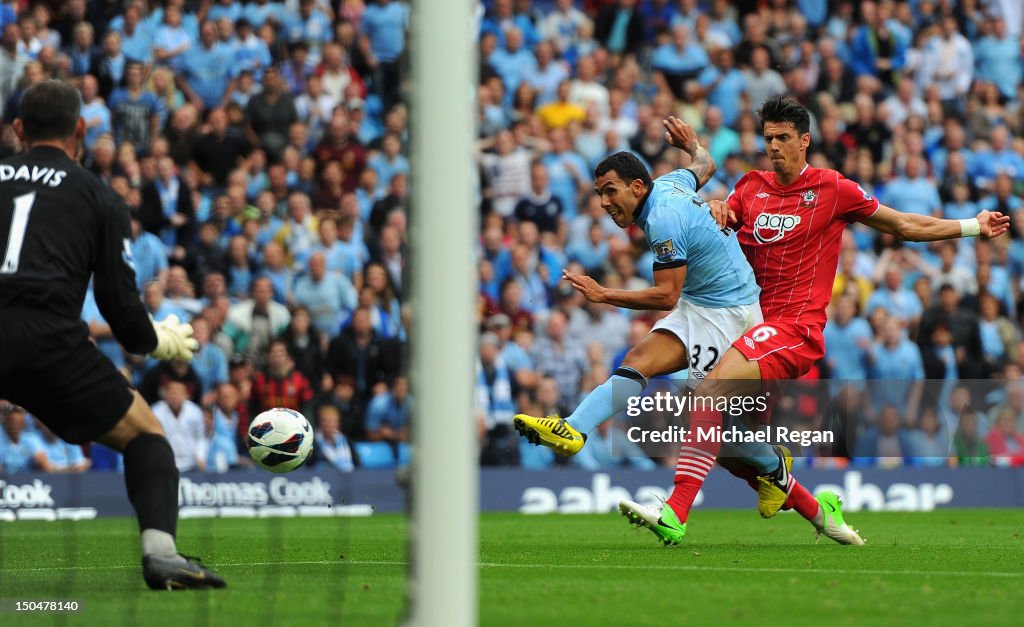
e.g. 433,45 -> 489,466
633,167 -> 759,309
515,119 -> 768,471
513,120 -> 812,551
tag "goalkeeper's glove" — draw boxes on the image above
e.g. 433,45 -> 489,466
150,314 -> 199,361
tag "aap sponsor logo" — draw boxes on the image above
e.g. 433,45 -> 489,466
753,212 -> 801,244
815,471 -> 952,512
519,473 -> 686,514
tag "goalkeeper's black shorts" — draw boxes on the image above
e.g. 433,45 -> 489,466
0,315 -> 134,444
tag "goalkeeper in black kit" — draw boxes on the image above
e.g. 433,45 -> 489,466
0,80 -> 225,590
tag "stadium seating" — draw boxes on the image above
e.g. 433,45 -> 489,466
354,441 -> 397,469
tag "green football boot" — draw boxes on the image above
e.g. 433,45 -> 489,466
814,490 -> 865,545
619,500 -> 686,546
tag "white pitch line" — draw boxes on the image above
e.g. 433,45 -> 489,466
3,560 -> 1023,579
0,560 -> 347,573
475,561 -> 1024,579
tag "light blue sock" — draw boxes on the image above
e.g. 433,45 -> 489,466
567,369 -> 646,435
721,417 -> 779,474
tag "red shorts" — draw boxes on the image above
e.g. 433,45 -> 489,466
731,321 -> 825,381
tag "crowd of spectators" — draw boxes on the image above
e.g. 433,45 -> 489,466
471,0 -> 1024,470
0,0 -> 413,474
3,0 -> 1024,475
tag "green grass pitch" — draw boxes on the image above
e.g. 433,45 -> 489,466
1,510 -> 1022,626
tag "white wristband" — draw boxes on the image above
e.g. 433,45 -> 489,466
959,218 -> 980,238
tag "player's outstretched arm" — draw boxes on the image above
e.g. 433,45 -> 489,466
663,116 -> 716,189
562,265 -> 686,311
863,205 -> 1010,242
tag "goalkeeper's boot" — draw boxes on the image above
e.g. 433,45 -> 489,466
619,500 -> 686,546
814,490 -> 865,546
513,414 -> 585,456
143,554 -> 228,590
756,444 -> 794,519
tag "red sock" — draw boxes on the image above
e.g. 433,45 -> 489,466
784,480 -> 820,521
666,408 -> 722,522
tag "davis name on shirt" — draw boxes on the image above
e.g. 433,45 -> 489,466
0,164 -> 67,187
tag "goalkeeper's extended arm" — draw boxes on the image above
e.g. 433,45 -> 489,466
150,315 -> 200,361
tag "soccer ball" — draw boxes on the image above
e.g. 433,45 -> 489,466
247,408 -> 314,473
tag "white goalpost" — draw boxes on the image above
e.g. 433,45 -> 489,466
408,0 -> 477,626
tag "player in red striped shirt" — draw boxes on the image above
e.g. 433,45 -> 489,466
664,96 -> 1009,540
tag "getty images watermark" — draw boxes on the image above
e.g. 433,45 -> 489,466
622,389 -> 834,449
609,377 -> 1018,460
624,424 -> 833,447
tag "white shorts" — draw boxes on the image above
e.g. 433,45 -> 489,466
651,299 -> 763,387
